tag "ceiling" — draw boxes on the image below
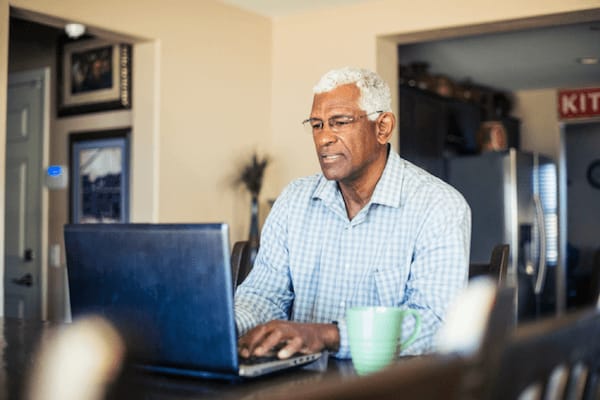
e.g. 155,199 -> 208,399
398,21 -> 600,92
217,0 -> 600,92
217,0 -> 375,17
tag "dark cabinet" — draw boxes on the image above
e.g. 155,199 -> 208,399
399,85 -> 448,179
398,84 -> 519,180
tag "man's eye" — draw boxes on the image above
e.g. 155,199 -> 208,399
332,119 -> 352,127
311,121 -> 324,129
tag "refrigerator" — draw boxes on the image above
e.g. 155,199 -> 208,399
447,149 -> 560,322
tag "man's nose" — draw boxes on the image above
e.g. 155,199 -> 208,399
314,125 -> 337,146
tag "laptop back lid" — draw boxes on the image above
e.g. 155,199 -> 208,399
64,223 -> 239,377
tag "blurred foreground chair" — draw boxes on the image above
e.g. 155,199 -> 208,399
26,316 -> 125,400
469,244 -> 510,286
437,277 -> 516,399
486,306 -> 600,400
231,240 -> 254,288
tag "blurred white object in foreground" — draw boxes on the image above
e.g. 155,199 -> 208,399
27,316 -> 125,400
435,277 -> 497,356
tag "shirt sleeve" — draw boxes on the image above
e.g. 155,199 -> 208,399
234,186 -> 295,336
399,189 -> 471,355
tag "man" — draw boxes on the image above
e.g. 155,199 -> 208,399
235,67 -> 471,360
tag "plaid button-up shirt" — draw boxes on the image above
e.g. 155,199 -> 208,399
235,149 -> 471,358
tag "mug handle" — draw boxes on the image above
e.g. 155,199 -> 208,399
400,309 -> 421,350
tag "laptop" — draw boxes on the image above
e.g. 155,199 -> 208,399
64,223 -> 322,379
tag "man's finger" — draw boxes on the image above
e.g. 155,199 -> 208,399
278,336 -> 303,359
239,325 -> 271,357
253,328 -> 284,356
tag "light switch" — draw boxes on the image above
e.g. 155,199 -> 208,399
49,244 -> 61,268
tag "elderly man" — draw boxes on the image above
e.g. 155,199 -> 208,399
235,67 -> 471,360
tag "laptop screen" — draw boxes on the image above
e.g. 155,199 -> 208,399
64,223 -> 239,376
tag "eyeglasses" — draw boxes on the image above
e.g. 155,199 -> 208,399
302,111 -> 383,134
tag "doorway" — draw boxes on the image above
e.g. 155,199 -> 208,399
384,10 -> 600,315
2,7 -> 158,320
564,121 -> 600,308
6,13 -> 137,322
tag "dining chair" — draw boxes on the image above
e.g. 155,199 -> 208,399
231,240 -> 255,288
436,278 -> 517,399
469,244 -> 510,286
485,307 -> 600,400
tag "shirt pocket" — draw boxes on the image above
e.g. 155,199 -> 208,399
373,266 -> 405,307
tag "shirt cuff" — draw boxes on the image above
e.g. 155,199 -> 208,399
234,306 -> 256,337
332,318 -> 351,359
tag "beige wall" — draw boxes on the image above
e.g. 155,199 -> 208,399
0,0 -> 8,317
512,89 -> 562,160
266,0 -> 600,199
5,0 -> 272,241
2,0 -> 272,318
1,0 -> 600,319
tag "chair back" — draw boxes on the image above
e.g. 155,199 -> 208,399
487,308 -> 600,400
436,279 -> 516,399
231,240 -> 254,288
469,244 -> 509,286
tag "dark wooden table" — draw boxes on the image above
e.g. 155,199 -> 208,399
0,317 -> 362,400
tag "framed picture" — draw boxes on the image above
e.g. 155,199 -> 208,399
58,38 -> 131,116
69,128 -> 130,223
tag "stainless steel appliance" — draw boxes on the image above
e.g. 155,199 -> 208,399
447,149 -> 559,321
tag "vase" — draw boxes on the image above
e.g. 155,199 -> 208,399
248,195 -> 260,266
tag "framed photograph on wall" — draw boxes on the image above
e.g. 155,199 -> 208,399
58,38 -> 131,116
69,128 -> 130,223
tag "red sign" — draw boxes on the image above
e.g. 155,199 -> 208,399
558,87 -> 600,119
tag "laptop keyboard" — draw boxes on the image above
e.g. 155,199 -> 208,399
240,342 -> 301,365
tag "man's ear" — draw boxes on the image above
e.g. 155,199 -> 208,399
376,112 -> 396,144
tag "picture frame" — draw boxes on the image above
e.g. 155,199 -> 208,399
69,128 -> 131,223
58,38 -> 131,116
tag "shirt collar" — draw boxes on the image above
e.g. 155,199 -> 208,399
370,148 -> 404,208
312,145 -> 404,210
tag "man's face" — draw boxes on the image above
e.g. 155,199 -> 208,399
310,84 -> 381,184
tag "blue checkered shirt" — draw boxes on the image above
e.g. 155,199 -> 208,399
234,149 -> 471,358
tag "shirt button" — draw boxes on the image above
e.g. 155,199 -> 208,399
340,301 -> 345,307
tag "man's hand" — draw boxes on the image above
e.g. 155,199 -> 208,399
238,320 -> 340,359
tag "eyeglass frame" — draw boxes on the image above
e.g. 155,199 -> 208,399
302,110 -> 383,134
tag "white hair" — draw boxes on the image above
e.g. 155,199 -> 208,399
312,67 -> 392,120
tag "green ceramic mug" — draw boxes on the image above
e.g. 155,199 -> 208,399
346,306 -> 421,375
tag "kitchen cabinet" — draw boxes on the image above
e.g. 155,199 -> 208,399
398,84 -> 520,180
